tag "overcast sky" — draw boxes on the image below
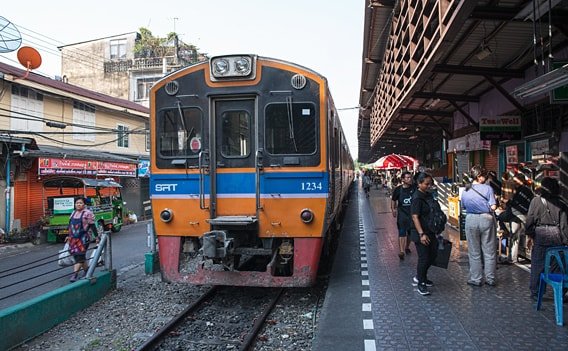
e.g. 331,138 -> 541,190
0,0 -> 364,158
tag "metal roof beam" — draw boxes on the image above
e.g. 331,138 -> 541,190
388,119 -> 450,129
470,6 -> 568,22
433,64 -> 524,78
448,100 -> 479,129
470,6 -> 518,21
399,108 -> 453,118
412,92 -> 480,102
424,115 -> 453,139
483,75 -> 527,113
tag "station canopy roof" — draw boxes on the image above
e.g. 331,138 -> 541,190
358,0 -> 568,163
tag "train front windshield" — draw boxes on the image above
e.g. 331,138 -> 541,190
265,102 -> 317,155
159,107 -> 203,158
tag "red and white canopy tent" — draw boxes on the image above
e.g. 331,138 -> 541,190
372,153 -> 418,170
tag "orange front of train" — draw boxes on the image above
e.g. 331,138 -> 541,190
149,55 -> 342,287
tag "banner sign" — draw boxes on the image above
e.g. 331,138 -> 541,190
479,116 -> 521,140
53,197 -> 75,214
138,160 -> 150,178
506,145 -> 518,164
531,139 -> 550,155
448,131 -> 491,152
38,157 -> 136,177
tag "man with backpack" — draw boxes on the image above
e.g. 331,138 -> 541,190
391,171 -> 416,260
410,172 -> 446,296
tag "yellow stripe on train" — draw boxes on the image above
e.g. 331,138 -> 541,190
152,197 -> 326,238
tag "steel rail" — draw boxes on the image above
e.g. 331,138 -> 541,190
134,285 -> 219,351
239,288 -> 285,351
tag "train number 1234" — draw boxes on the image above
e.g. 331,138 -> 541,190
301,182 -> 323,191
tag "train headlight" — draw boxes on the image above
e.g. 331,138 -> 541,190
235,57 -> 251,74
160,208 -> 173,223
300,208 -> 314,224
213,59 -> 229,76
210,55 -> 256,81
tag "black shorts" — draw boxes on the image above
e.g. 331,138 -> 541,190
72,243 -> 89,263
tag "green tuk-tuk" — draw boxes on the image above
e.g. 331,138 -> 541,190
43,177 -> 124,243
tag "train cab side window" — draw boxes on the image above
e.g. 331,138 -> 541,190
221,110 -> 250,157
265,102 -> 316,155
158,107 -> 202,158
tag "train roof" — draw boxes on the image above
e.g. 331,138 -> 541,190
158,54 -> 328,85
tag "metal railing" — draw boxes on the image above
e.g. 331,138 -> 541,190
0,232 -> 112,307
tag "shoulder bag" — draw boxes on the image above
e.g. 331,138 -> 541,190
534,198 -> 563,246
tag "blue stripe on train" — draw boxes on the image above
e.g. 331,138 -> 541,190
150,172 -> 329,196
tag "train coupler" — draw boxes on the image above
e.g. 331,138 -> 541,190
202,230 -> 233,259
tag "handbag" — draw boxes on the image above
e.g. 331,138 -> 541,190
58,242 -> 74,266
433,237 -> 452,269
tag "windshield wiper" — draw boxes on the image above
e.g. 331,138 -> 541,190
285,96 -> 298,152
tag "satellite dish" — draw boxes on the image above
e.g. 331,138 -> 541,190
16,46 -> 42,79
17,46 -> 42,69
0,16 -> 22,53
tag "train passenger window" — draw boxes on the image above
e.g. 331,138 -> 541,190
158,107 -> 202,157
265,102 -> 316,155
221,110 -> 250,157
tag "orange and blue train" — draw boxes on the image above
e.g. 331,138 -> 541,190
150,55 -> 353,287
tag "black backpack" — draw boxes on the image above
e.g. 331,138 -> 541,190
424,196 -> 447,234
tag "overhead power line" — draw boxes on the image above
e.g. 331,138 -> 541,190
0,108 -> 142,133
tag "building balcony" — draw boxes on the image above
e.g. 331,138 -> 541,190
104,56 -> 182,73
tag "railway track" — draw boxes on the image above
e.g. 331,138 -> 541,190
135,286 -> 284,351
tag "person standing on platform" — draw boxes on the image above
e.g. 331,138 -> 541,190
410,172 -> 438,296
525,177 -> 568,300
501,171 -> 514,201
362,171 -> 371,197
487,170 -> 502,207
505,173 -> 534,263
391,171 -> 416,260
461,167 -> 497,287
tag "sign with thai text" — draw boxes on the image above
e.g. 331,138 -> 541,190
531,139 -> 550,155
479,116 -> 521,140
448,132 -> 491,152
38,158 -> 136,177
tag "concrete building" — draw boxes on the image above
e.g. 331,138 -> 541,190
59,31 -> 206,107
0,61 -> 149,234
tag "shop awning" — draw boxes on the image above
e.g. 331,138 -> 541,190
23,144 -> 137,163
23,145 -> 138,177
43,176 -> 122,188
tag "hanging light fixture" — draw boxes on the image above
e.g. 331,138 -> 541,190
475,43 -> 492,61
513,63 -> 568,99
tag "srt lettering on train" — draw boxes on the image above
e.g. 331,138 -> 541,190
155,184 -> 178,192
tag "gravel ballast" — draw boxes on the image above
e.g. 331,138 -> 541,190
16,265 -> 328,351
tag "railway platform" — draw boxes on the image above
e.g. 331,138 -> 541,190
313,181 -> 568,351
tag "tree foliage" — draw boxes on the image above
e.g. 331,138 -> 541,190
134,27 -> 201,63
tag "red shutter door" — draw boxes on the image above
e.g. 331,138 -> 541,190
484,145 -> 499,174
13,178 -> 29,229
